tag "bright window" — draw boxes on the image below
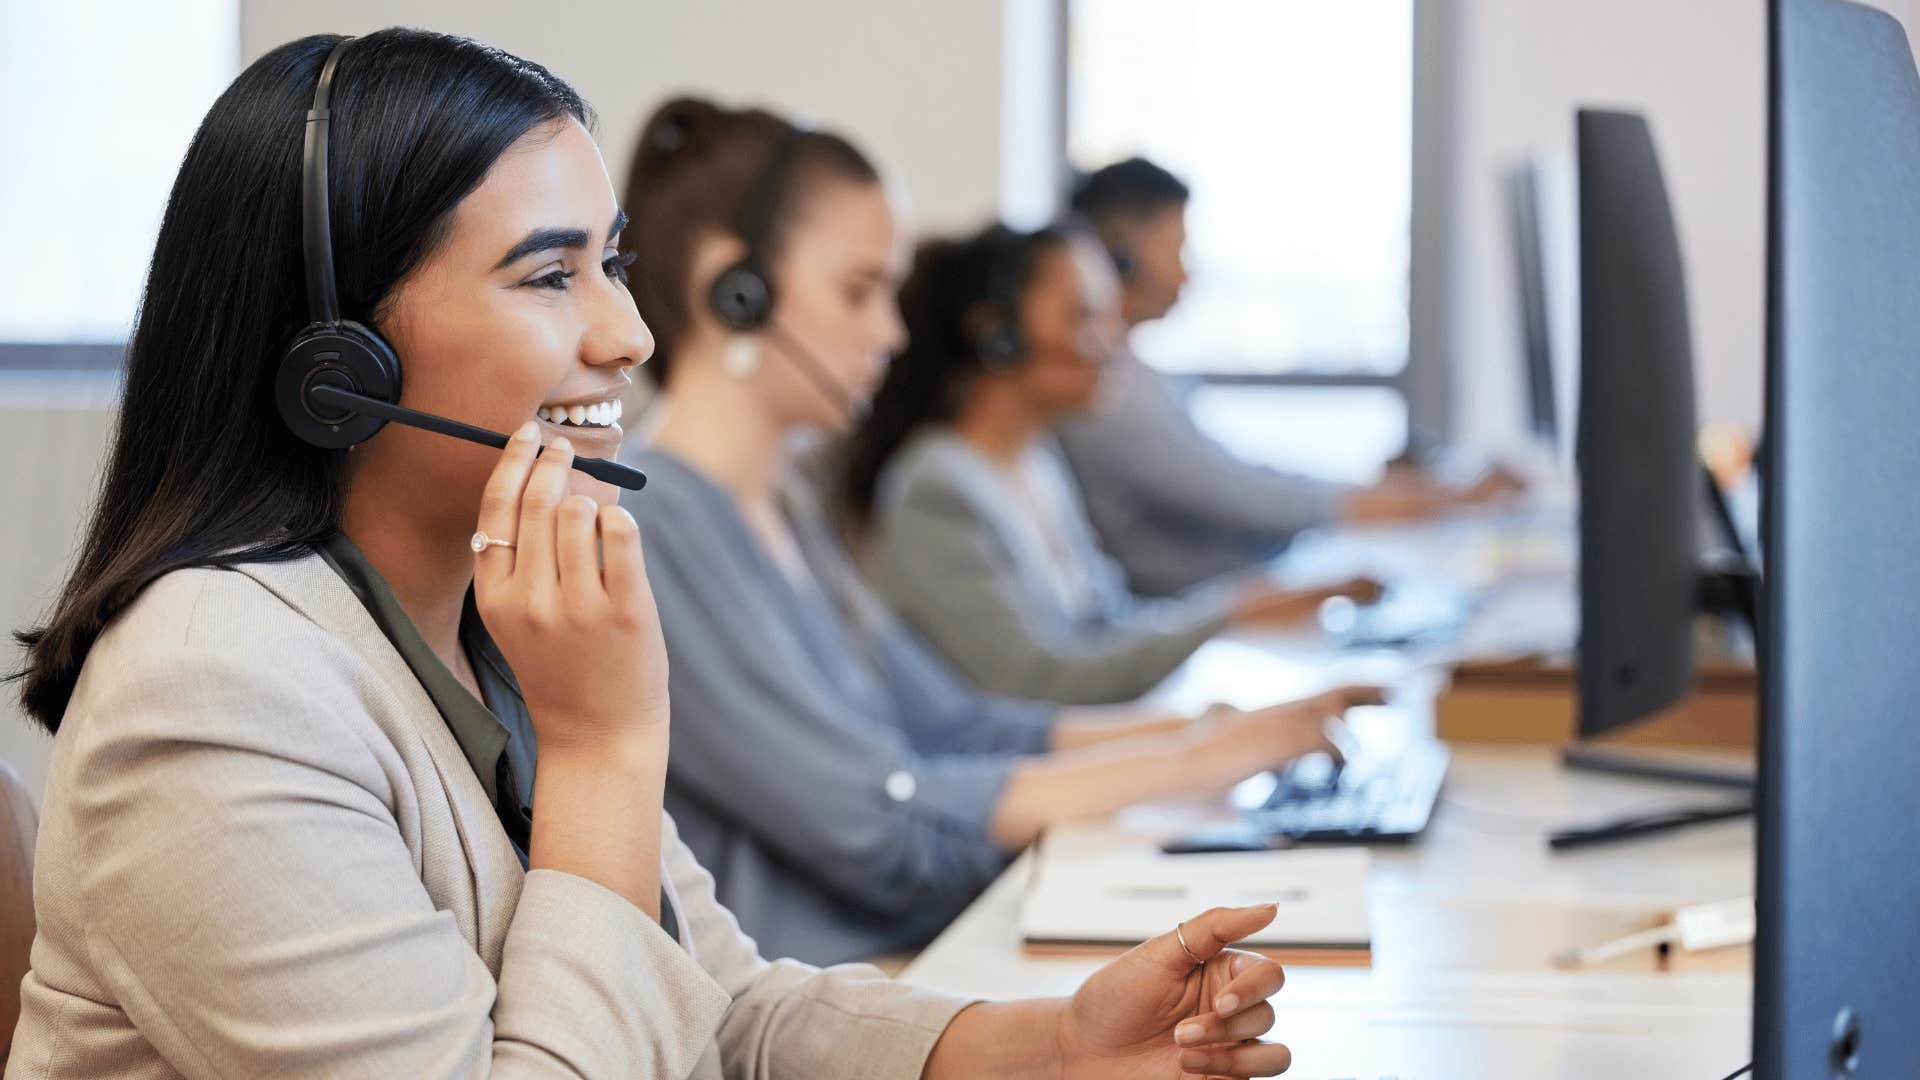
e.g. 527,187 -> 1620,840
0,2 -> 238,344
1068,0 -> 1413,378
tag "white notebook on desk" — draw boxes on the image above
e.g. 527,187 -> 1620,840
1019,823 -> 1373,965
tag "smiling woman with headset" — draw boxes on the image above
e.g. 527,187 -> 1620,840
7,29 -> 1297,1080
614,97 -> 1376,969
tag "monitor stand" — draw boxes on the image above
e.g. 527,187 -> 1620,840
1553,569 -> 1760,848
1550,745 -> 1754,850
1561,743 -> 1754,789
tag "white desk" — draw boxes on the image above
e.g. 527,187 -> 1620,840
901,746 -> 1752,1079
901,511 -> 1754,1080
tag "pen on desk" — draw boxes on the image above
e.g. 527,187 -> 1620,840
1547,801 -> 1753,850
1552,923 -> 1678,968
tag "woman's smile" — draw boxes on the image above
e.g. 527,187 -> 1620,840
533,387 -> 627,451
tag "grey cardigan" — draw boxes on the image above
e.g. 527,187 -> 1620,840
623,448 -> 1056,966
1053,343 -> 1347,595
7,554 -> 970,1079
866,429 -> 1238,705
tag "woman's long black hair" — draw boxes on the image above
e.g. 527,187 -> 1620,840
838,222 -> 1067,529
13,29 -> 591,732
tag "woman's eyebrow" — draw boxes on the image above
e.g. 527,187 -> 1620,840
494,209 -> 629,270
494,226 -> 591,270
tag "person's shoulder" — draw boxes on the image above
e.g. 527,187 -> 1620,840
617,445 -> 732,533
61,552 -> 386,768
615,446 -> 766,596
880,430 -> 994,516
103,558 -> 320,655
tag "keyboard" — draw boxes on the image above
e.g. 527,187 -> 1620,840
1255,739 -> 1450,841
1163,741 -> 1451,854
1322,582 -> 1473,649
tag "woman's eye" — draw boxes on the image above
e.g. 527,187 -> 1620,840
605,251 -> 637,284
526,269 -> 576,291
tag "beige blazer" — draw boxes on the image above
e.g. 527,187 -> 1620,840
5,554 -> 970,1079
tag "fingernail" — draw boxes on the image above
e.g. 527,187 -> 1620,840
1215,993 -> 1239,1015
514,420 -> 539,440
1175,1021 -> 1203,1046
551,436 -> 572,453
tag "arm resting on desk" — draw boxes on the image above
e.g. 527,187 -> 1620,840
921,904 -> 1295,1079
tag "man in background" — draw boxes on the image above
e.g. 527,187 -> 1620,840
1057,156 -> 1514,596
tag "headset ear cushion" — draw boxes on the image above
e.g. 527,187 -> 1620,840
275,320 -> 401,449
975,321 -> 1023,369
709,261 -> 775,331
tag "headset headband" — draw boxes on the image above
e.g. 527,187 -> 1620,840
735,123 -> 803,266
303,37 -> 353,325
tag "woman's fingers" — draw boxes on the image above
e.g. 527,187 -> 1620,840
1340,576 -> 1387,604
598,504 -> 645,606
554,495 -> 602,604
473,421 -> 542,587
513,435 -> 574,588
1209,950 -> 1287,1018
1147,905 -> 1279,976
1175,1001 -> 1275,1047
1178,1039 -> 1293,1078
1323,684 -> 1389,710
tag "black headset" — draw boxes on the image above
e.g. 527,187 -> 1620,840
707,124 -> 801,332
274,39 -> 397,451
971,231 -> 1028,369
693,119 -> 867,420
275,37 -> 647,490
1106,243 -> 1138,281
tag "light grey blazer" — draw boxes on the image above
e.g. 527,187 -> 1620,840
1053,344 -> 1347,596
5,553 -> 969,1079
868,429 -> 1238,705
626,449 -> 1054,966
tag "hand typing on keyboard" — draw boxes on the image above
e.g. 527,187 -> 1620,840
1188,687 -> 1388,794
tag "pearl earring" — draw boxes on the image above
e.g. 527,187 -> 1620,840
724,336 -> 762,378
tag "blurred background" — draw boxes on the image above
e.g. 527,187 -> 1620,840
1,0 -> 1911,796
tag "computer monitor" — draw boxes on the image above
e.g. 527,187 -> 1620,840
1759,0 -> 1920,1076
1573,109 -> 1701,740
1508,163 -> 1558,445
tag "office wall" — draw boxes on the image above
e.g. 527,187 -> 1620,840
240,0 -> 1061,237
0,375 -> 121,799
1431,0 -> 1920,448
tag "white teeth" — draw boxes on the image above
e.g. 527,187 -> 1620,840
613,399 -> 623,422
538,401 -> 621,427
